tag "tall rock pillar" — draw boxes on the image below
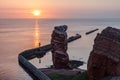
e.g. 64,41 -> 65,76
51,25 -> 71,69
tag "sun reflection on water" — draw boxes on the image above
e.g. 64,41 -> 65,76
34,20 -> 41,47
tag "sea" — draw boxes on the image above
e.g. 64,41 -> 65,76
0,18 -> 120,80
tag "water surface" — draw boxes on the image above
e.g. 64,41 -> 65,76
0,18 -> 120,80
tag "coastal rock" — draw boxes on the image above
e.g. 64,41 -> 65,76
87,27 -> 120,80
51,25 -> 71,69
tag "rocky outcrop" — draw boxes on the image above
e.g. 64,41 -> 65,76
51,25 -> 71,69
87,27 -> 120,80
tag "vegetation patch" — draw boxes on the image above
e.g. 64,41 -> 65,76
48,71 -> 89,80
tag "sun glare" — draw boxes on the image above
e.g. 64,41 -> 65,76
32,10 -> 41,16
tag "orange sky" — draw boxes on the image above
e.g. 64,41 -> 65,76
0,0 -> 120,19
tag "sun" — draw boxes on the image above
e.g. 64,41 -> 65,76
32,10 -> 41,16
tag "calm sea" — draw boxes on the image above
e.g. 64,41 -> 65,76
0,18 -> 120,80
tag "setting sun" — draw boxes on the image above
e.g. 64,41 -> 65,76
32,10 -> 41,16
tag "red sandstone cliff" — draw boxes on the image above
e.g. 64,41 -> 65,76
87,27 -> 120,80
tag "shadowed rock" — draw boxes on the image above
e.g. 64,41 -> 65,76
87,27 -> 120,80
51,25 -> 71,69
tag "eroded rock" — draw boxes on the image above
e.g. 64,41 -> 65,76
51,25 -> 71,69
87,27 -> 120,80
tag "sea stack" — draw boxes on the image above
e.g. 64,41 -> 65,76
87,27 -> 120,80
51,25 -> 71,69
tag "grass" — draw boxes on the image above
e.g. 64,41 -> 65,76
48,72 -> 112,80
48,71 -> 89,80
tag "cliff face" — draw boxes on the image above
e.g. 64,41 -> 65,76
87,27 -> 120,80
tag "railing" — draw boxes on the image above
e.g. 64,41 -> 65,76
18,34 -> 81,80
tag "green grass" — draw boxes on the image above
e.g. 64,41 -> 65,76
48,71 -> 89,80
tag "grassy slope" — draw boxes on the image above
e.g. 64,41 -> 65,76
48,72 -> 89,80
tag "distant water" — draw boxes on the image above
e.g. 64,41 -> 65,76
0,18 -> 120,80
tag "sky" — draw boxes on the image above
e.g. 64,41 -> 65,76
0,0 -> 120,19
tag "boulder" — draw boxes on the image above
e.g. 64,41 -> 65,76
87,27 -> 120,80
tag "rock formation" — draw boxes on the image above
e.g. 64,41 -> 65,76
51,25 -> 71,69
87,27 -> 120,80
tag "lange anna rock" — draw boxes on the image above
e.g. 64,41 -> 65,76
51,25 -> 71,69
